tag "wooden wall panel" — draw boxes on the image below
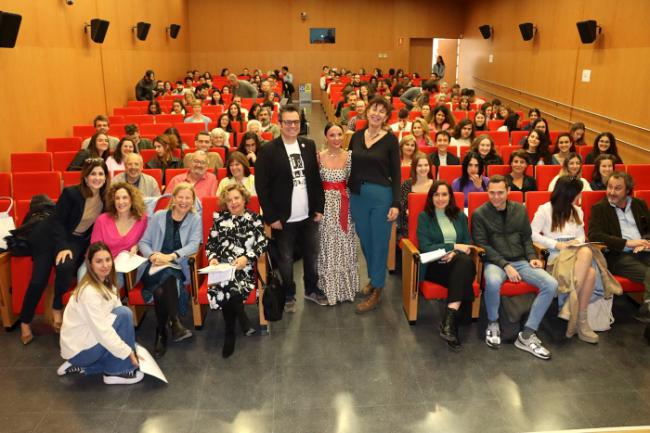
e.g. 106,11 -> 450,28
0,0 -> 189,171
459,0 -> 650,163
409,38 -> 433,78
187,0 -> 466,100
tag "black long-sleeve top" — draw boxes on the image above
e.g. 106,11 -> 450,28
348,129 -> 401,208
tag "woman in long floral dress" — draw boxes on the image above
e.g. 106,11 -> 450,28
206,183 -> 267,357
318,123 -> 360,305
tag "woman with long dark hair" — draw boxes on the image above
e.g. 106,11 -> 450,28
590,154 -> 617,191
417,180 -> 475,350
522,129 -> 552,165
452,151 -> 488,207
531,176 -> 617,344
146,134 -> 182,185
585,132 -> 622,164
68,132 -> 110,171
548,153 -> 592,192
551,133 -> 576,166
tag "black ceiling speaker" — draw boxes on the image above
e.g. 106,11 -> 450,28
86,18 -> 109,43
0,11 -> 22,48
576,20 -> 601,44
135,21 -> 150,41
478,24 -> 492,39
519,22 -> 536,41
168,24 -> 181,39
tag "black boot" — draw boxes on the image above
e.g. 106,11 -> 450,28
154,327 -> 168,359
439,307 -> 461,352
222,303 -> 236,358
170,316 -> 193,342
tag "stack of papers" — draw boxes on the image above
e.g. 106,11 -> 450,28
199,263 -> 236,285
114,251 -> 148,273
420,248 -> 450,264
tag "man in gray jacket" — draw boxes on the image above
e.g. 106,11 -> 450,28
227,74 -> 258,99
472,175 -> 557,359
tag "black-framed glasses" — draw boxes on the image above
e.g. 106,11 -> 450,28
281,120 -> 300,126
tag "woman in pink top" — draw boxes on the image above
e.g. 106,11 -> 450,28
88,182 -> 148,286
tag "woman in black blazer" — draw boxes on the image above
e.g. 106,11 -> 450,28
20,159 -> 108,345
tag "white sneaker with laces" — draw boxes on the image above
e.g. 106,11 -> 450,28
514,332 -> 551,360
57,361 -> 85,377
103,370 -> 144,385
485,321 -> 501,349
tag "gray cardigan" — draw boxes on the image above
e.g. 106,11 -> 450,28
112,172 -> 161,198
138,209 -> 202,283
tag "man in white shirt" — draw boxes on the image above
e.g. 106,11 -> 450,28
255,105 -> 326,311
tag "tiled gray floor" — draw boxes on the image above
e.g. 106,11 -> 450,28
2,104 -> 650,432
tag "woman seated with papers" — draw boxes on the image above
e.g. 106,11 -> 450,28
416,180 -> 476,351
206,183 -> 268,358
138,183 -> 202,359
89,183 -> 148,287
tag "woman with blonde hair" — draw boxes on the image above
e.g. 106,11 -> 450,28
411,117 -> 433,147
399,135 -> 419,167
58,242 -> 143,384
138,182 -> 202,358
206,183 -> 267,357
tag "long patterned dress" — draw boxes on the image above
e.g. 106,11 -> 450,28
319,152 -> 360,305
206,210 -> 268,310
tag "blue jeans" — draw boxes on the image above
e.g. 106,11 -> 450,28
483,260 -> 558,331
68,306 -> 136,375
350,183 -> 393,289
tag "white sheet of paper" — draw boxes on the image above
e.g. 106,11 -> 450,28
135,343 -> 168,383
114,252 -> 148,273
199,263 -> 235,285
420,248 -> 449,264
148,263 -> 181,276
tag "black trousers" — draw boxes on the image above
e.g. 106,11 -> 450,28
272,218 -> 320,299
20,226 -> 88,324
607,251 -> 650,301
153,277 -> 179,329
424,252 -> 476,303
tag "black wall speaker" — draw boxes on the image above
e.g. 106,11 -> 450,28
135,22 -> 150,41
576,20 -> 600,44
89,18 -> 110,43
519,22 -> 535,41
169,24 -> 181,39
0,11 -> 22,48
478,24 -> 492,39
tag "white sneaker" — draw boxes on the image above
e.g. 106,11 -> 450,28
514,332 -> 551,360
57,361 -> 85,377
485,321 -> 501,349
103,370 -> 144,385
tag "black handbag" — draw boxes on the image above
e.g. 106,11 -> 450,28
259,252 -> 285,322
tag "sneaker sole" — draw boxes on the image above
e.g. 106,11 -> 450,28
514,339 -> 551,360
57,362 -> 71,376
485,339 -> 501,349
304,296 -> 327,306
103,372 -> 144,385
172,331 -> 193,343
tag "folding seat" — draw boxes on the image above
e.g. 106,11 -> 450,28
408,111 -> 422,121
525,191 -> 552,221
189,196 -> 269,331
549,131 -> 565,145
468,111 -> 477,121
0,173 -> 11,197
401,192 -> 482,324
535,165 -> 562,191
174,122 -> 206,134
114,107 -> 143,116
202,106 -> 221,116
230,121 -> 248,132
127,100 -> 150,107
109,115 -> 125,124
180,133 -> 195,148
484,131 -> 509,147
582,164 -> 595,181
418,146 -> 435,155
11,152 -> 52,172
453,111 -> 467,122
217,168 -> 227,182
487,120 -> 504,131
13,172 -> 61,200
634,190 -> 650,204
46,137 -> 82,153
261,132 -> 273,141
438,165 -> 462,184
499,146 -> 521,165
125,114 -> 154,125
140,123 -> 171,136
487,164 -> 534,177
72,125 -> 97,139
577,145 -> 593,159
626,165 -> 650,190
52,151 -> 78,172
162,168 -> 188,189
62,171 -> 81,187
139,149 -> 157,165
142,169 -> 163,190
510,131 -> 528,146
458,146 -> 470,161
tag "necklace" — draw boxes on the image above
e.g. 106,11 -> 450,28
326,149 -> 343,158
366,129 -> 381,141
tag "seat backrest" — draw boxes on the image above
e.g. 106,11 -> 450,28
62,171 -> 81,187
46,137 -> 82,153
549,131 -> 565,145
484,130 -> 509,147
72,125 -> 97,139
52,151 -> 78,172
173,122 -> 207,134
525,191 -> 552,221
499,145 -> 523,164
634,190 -> 650,204
438,165 -> 462,183
487,164 -> 533,177
140,149 -> 157,164
155,114 -> 184,124
125,114 -> 154,125
582,164 -> 595,182
581,190 -> 607,235
487,120 -> 504,131
163,169 -> 189,189
467,191 -> 523,229
127,100 -> 150,107
13,171 -> 62,200
140,123 -> 171,136
407,192 -> 464,248
452,111 -> 467,122
141,168 -> 163,190
510,131 -> 527,146
114,107 -> 142,116
11,152 -> 52,172
577,145 -> 593,159
626,164 -> 650,190
535,165 -> 562,191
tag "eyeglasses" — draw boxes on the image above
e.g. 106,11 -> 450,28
84,157 -> 104,164
281,120 -> 300,126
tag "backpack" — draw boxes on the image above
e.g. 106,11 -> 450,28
4,194 -> 56,256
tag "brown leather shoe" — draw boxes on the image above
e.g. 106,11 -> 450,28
356,288 -> 382,314
360,282 -> 374,296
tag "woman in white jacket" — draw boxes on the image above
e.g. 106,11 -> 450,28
58,242 -> 142,385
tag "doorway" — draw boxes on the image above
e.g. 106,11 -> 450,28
408,38 -> 460,84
